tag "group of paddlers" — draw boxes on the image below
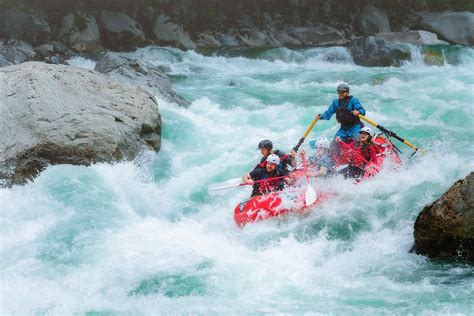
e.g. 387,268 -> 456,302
242,83 -> 386,197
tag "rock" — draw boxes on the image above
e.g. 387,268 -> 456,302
413,172 -> 474,261
99,11 -> 145,51
217,34 -> 240,47
59,11 -> 102,52
153,13 -> 196,50
0,39 -> 36,65
349,36 -> 411,67
42,40 -> 75,64
196,32 -> 222,48
95,52 -> 189,107
0,62 -> 161,186
419,11 -> 474,45
286,25 -> 347,46
236,30 -> 282,48
375,30 -> 449,45
0,7 -> 50,45
422,47 -> 445,66
34,43 -> 54,58
356,5 -> 391,36
275,30 -> 302,46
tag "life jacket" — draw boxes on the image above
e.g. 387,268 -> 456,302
251,168 -> 285,196
352,140 -> 377,166
336,96 -> 362,128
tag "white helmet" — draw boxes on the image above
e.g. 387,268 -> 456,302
266,154 -> 280,165
360,126 -> 375,138
315,137 -> 331,149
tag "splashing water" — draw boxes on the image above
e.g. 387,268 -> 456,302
2,46 -> 474,314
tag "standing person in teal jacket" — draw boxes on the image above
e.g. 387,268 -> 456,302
317,84 -> 366,141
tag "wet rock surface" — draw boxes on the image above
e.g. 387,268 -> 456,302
349,36 -> 411,67
413,172 -> 474,261
95,52 -> 189,107
0,62 -> 161,186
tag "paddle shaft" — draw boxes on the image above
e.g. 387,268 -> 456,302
245,175 -> 289,186
293,117 -> 319,152
358,115 -> 418,151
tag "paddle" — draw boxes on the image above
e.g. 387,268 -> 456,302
304,180 -> 317,206
358,115 -> 422,155
210,116 -> 320,197
293,116 -> 319,152
207,175 -> 289,196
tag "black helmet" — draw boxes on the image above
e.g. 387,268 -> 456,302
257,139 -> 273,150
336,83 -> 350,93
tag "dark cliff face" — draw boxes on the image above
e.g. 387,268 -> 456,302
2,0 -> 472,40
0,0 -> 472,67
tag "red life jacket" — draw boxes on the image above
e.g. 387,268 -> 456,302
351,141 -> 377,167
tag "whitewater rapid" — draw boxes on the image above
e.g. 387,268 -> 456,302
2,46 -> 474,314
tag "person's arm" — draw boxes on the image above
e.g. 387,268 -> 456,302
351,97 -> 366,116
242,173 -> 254,184
318,166 -> 329,176
320,100 -> 338,120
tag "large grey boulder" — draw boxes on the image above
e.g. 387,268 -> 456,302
0,38 -> 36,66
286,25 -> 347,46
99,11 -> 145,51
419,11 -> 474,45
95,52 -> 189,107
413,172 -> 474,261
375,30 -> 449,45
0,62 -> 161,186
59,11 -> 102,52
356,5 -> 391,36
349,36 -> 411,67
0,7 -> 50,45
153,13 -> 196,50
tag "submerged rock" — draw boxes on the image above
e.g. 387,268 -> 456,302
0,62 -> 161,186
349,36 -> 411,67
95,52 -> 189,107
413,172 -> 474,261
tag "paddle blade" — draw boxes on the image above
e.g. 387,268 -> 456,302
305,183 -> 317,206
208,178 -> 243,196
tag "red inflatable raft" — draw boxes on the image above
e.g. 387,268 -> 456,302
234,185 -> 331,227
234,136 -> 400,227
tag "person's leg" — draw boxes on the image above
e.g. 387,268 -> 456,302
335,128 -> 351,141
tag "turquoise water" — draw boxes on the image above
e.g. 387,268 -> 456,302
2,46 -> 474,314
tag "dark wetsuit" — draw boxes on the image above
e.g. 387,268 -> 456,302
249,167 -> 288,197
